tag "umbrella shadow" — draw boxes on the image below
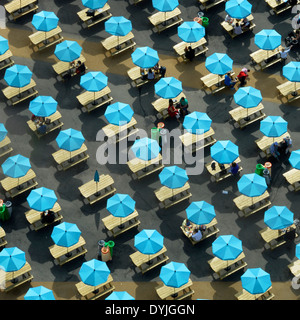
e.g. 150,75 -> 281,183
56,3 -> 81,26
28,139 -> 57,169
6,24 -> 32,49
3,114 -> 29,135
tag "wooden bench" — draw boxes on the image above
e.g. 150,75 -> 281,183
0,227 -> 7,249
277,81 -> 300,104
29,26 -> 64,52
101,32 -> 136,57
52,143 -> 89,171
235,287 -> 275,300
199,0 -> 229,10
25,202 -> 63,231
2,79 -> 38,106
4,0 -> 38,21
148,8 -> 183,34
265,0 -> 300,15
229,103 -> 266,129
76,274 -> 115,300
152,92 -> 186,120
154,182 -> 192,209
0,169 -> 38,199
102,210 -> 141,238
27,111 -> 64,138
130,246 -> 169,274
127,66 -> 162,88
127,154 -> 164,180
78,175 -> 116,205
0,50 -> 14,71
77,4 -> 112,28
220,14 -> 255,39
283,169 -> 300,192
156,278 -> 194,300
200,71 -> 235,94
233,191 -> 271,218
0,262 -> 33,292
259,224 -> 297,250
250,46 -> 283,71
205,158 -> 242,183
208,252 -> 247,280
173,38 -> 208,62
49,236 -> 88,266
0,136 -> 13,159
180,218 -> 220,245
76,86 -> 113,113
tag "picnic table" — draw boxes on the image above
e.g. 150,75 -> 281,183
200,71 -> 235,94
220,14 -> 255,39
154,182 -> 192,209
179,127 -> 217,153
78,174 -> 116,205
233,190 -> 271,218
2,79 -> 38,106
0,227 -> 7,249
52,143 -> 89,171
129,245 -> 169,274
101,32 -> 136,57
0,136 -> 13,159
173,38 -> 208,62
199,0 -> 229,10
283,168 -> 300,192
288,260 -> 300,278
229,103 -> 266,129
148,7 -> 183,34
265,0 -> 300,15
259,224 -> 297,250
24,202 -> 63,231
235,286 -> 275,300
0,262 -> 33,293
76,274 -> 115,300
127,66 -> 162,88
0,168 -> 38,199
277,81 -> 300,104
255,131 -> 292,158
77,4 -> 112,28
0,50 -> 14,71
152,92 -> 186,120
250,46 -> 283,70
49,236 -> 88,266
102,117 -> 139,144
208,252 -> 247,280
76,86 -> 113,113
4,0 -> 38,21
28,26 -> 64,52
180,218 -> 220,245
52,55 -> 86,81
27,111 -> 64,138
156,278 -> 194,300
102,210 -> 141,238
205,157 -> 242,182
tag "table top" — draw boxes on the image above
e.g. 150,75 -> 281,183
288,260 -> 300,277
76,86 -> 111,106
4,262 -> 32,281
4,0 -> 37,13
2,79 -> 36,100
173,38 -> 207,56
77,3 -> 110,22
283,168 -> 300,185
101,32 -> 134,51
277,81 -> 300,96
1,168 -> 36,191
155,182 -> 190,202
229,103 -> 264,121
78,175 -> 115,198
179,127 -> 215,146
152,92 -> 186,113
49,236 -> 86,258
102,117 -> 137,138
233,190 -> 270,210
260,224 -> 296,243
266,0 -> 291,8
52,55 -> 86,75
127,154 -> 162,173
208,252 -> 245,273
156,278 -> 193,299
0,50 -> 13,63
0,136 -> 11,149
250,46 -> 283,64
76,274 -> 113,297
52,143 -> 88,165
148,8 -> 182,25
130,246 -> 167,266
206,157 -> 241,176
29,26 -> 63,45
102,210 -> 139,230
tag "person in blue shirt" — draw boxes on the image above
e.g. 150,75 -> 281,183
230,162 -> 239,175
224,73 -> 237,90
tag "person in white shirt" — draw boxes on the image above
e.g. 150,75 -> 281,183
280,46 -> 292,63
225,14 -> 234,24
234,23 -> 243,35
191,228 -> 202,242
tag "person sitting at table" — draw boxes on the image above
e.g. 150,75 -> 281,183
154,63 -> 167,77
241,17 -> 250,29
224,72 -> 237,90
270,141 -> 280,160
41,209 -> 55,224
225,14 -> 234,24
233,23 -> 243,36
76,61 -> 86,75
168,99 -> 180,119
140,68 -> 147,80
178,97 -> 189,117
182,218 -> 193,234
191,228 -> 202,242
184,46 -> 195,62
278,136 -> 292,156
147,68 -> 155,80
230,162 -> 240,176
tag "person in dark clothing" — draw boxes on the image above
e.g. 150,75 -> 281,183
76,61 -> 86,75
184,46 -> 195,62
41,210 -> 55,224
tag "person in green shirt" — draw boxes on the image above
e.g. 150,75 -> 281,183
178,97 -> 189,117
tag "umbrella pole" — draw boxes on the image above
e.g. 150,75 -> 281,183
68,151 -> 74,163
93,91 -> 97,105
118,217 -> 124,229
162,12 -> 167,26
146,254 -> 153,265
116,36 -> 121,51
292,82 -> 298,97
244,108 -> 250,121
17,177 -> 23,190
65,247 -> 72,258
18,0 -> 23,13
171,287 -> 178,298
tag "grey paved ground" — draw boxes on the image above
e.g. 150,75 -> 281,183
0,0 -> 300,292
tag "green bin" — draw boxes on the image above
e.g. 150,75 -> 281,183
255,163 -> 265,176
106,240 -> 115,257
0,205 -> 10,221
201,17 -> 209,28
151,127 -> 161,144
